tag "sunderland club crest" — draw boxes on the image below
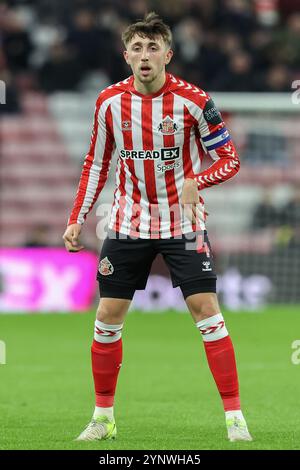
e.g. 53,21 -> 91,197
99,257 -> 114,276
122,120 -> 131,131
158,116 -> 178,135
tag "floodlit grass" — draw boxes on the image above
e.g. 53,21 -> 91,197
0,306 -> 299,450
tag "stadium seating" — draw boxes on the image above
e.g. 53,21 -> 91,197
0,93 -> 99,248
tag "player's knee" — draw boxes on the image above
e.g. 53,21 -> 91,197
96,299 -> 129,324
197,305 -> 218,320
186,293 -> 220,321
96,307 -> 122,324
96,303 -> 109,321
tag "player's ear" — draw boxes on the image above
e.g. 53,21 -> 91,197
123,50 -> 130,64
165,49 -> 173,65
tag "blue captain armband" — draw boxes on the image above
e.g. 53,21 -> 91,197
202,128 -> 231,151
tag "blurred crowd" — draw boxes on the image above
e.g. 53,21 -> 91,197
1,0 -> 300,108
251,186 -> 300,249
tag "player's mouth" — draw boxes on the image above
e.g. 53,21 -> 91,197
140,65 -> 152,76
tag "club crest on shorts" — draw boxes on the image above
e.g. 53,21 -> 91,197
157,116 -> 178,135
99,257 -> 114,276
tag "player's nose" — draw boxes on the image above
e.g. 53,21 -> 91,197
141,48 -> 150,60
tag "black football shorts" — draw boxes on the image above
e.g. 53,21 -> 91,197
97,230 -> 217,300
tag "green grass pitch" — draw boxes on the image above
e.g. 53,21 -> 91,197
0,306 -> 300,450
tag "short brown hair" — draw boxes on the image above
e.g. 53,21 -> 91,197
122,12 -> 172,48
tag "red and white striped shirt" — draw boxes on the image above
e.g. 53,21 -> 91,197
68,73 -> 240,238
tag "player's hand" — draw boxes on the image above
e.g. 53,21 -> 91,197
181,178 -> 204,225
62,223 -> 84,252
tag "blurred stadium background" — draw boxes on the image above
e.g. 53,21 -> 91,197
0,0 -> 300,451
1,0 -> 300,311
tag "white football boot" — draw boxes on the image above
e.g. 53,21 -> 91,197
75,415 -> 116,441
226,415 -> 253,442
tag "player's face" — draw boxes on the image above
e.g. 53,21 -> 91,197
124,35 -> 173,85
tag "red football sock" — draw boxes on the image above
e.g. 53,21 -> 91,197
203,336 -> 240,411
196,314 -> 240,411
91,338 -> 122,408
